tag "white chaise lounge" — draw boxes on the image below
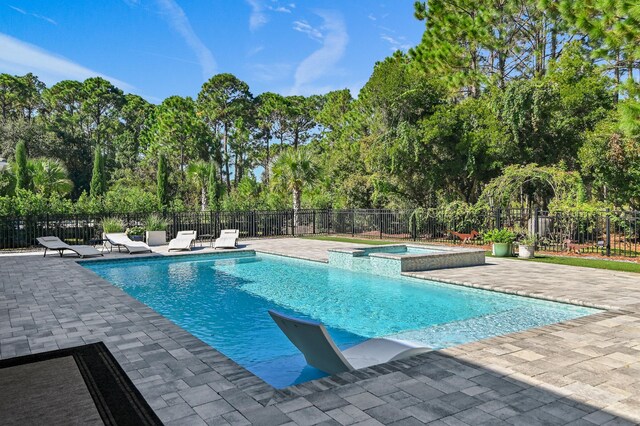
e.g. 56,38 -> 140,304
214,229 -> 239,249
36,236 -> 103,259
269,310 -> 430,375
105,233 -> 152,254
168,230 -> 197,251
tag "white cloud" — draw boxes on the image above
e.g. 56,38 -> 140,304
0,33 -> 133,90
291,10 -> 348,95
380,34 -> 411,51
247,0 -> 291,31
248,62 -> 292,82
155,0 -> 216,78
247,45 -> 265,57
292,20 -> 323,42
367,13 -> 376,21
247,0 -> 267,31
8,5 -> 57,25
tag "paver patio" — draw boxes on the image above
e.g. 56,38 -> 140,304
1,237 -> 639,425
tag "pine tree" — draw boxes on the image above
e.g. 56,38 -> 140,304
157,154 -> 169,207
207,162 -> 219,210
14,140 -> 30,190
90,148 -> 106,197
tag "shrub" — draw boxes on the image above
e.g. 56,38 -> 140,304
101,217 -> 124,233
518,233 -> 538,245
126,226 -> 145,237
145,214 -> 167,231
483,228 -> 517,244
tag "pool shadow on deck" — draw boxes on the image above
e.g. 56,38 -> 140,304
268,312 -> 637,425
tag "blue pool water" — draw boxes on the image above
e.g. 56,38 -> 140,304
83,252 -> 598,388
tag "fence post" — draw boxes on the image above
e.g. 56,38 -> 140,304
606,209 -> 611,257
379,211 -> 383,240
411,213 -> 417,242
351,209 -> 355,237
292,210 -> 296,237
533,208 -> 539,248
312,210 -> 316,235
173,212 -> 178,238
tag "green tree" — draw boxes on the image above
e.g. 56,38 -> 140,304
197,74 -> 252,190
412,0 -> 494,97
80,77 -> 125,156
186,160 -> 211,211
254,92 -> 287,182
207,161 -> 222,210
271,147 -> 319,222
113,94 -> 154,170
579,113 -> 640,208
90,148 -> 106,197
29,157 -> 73,197
41,80 -> 92,195
142,96 -> 210,185
157,154 -> 169,208
284,95 -> 320,149
14,140 -> 29,190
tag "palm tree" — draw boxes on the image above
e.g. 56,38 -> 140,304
186,160 -> 212,211
271,147 -> 319,224
28,158 -> 73,197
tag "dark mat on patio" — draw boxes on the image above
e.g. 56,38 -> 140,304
0,342 -> 161,426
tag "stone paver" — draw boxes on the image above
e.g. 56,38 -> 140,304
1,238 -> 639,425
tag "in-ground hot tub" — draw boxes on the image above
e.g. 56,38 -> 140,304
328,244 -> 485,276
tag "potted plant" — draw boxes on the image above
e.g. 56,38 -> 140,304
126,226 -> 146,242
144,214 -> 168,246
483,228 -> 517,257
101,217 -> 124,239
517,234 -> 537,259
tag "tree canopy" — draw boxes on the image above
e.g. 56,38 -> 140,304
0,1 -> 638,214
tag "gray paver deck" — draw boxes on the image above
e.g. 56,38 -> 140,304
1,237 -> 639,425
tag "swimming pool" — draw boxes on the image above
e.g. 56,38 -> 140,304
83,252 -> 599,388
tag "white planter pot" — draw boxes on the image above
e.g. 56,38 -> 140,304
146,230 -> 166,246
518,244 -> 535,259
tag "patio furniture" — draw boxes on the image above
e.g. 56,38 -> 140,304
88,237 -> 107,248
214,229 -> 239,249
168,230 -> 197,251
36,236 -> 104,259
198,234 -> 214,247
268,310 -> 430,375
104,233 -> 152,254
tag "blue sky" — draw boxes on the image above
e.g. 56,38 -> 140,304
0,0 -> 424,103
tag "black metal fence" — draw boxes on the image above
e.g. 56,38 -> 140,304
1,208 -> 638,257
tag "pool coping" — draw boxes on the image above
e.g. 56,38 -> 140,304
77,248 -> 619,403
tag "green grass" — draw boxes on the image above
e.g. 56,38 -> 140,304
516,255 -> 640,273
302,235 -> 399,245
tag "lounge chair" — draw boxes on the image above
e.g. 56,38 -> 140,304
105,233 -> 152,254
214,229 -> 239,249
36,236 -> 103,259
168,230 -> 197,251
269,310 -> 430,375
